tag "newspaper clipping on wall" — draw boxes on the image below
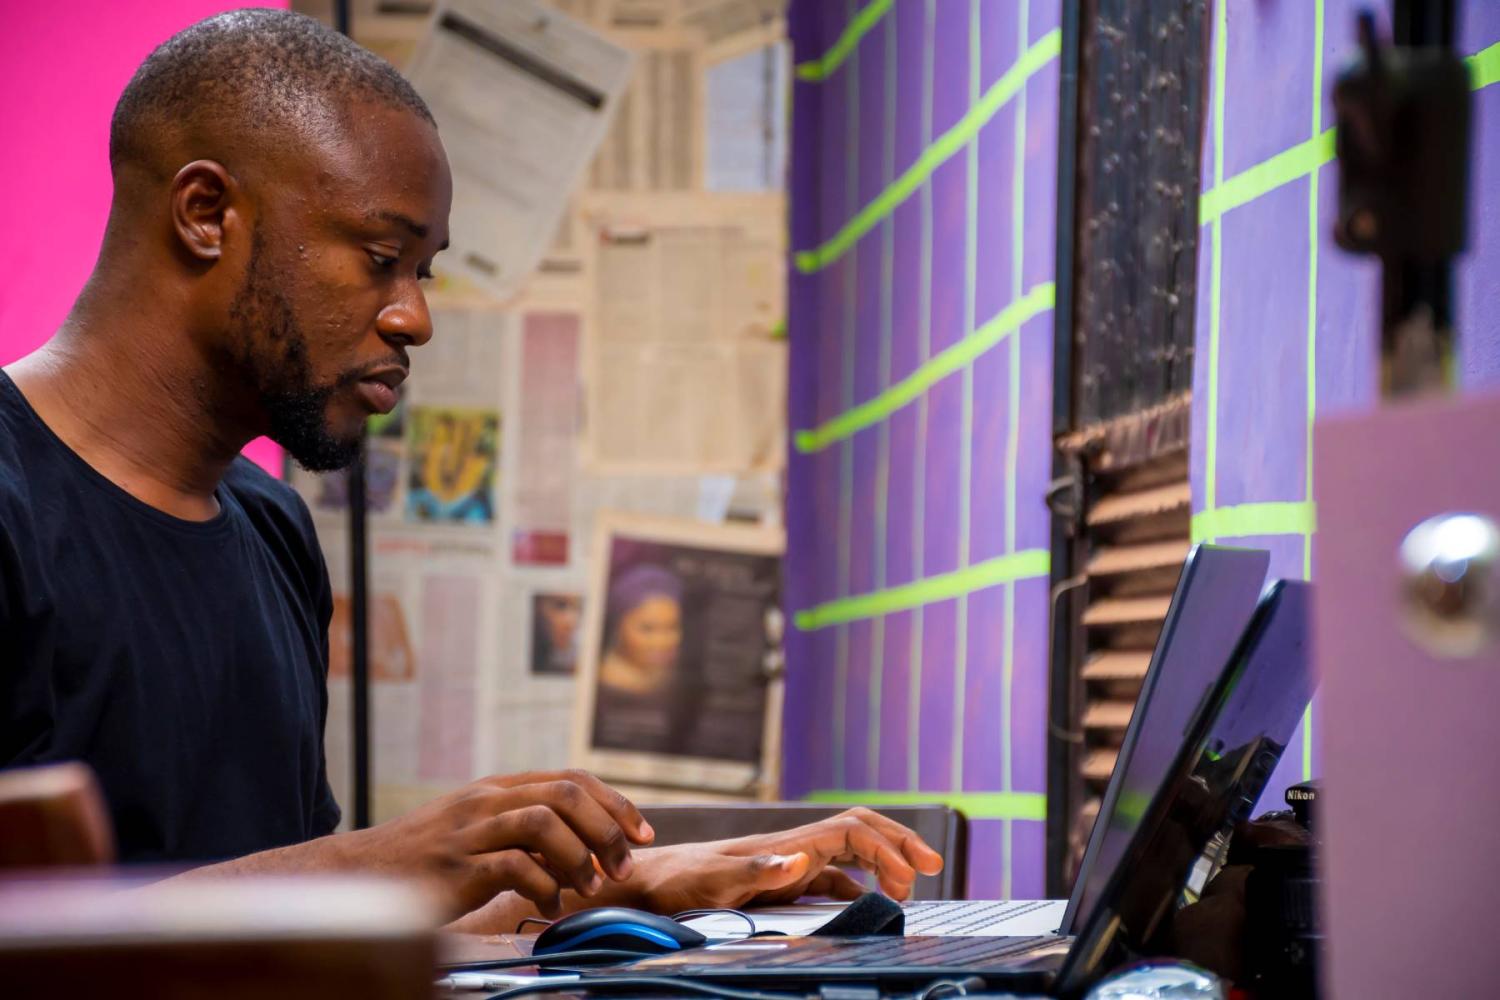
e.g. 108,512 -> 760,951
531,592 -> 584,676
404,0 -> 633,298
584,194 -> 786,474
574,511 -> 784,793
513,311 -> 581,565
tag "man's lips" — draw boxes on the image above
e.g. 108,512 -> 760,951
354,367 -> 407,414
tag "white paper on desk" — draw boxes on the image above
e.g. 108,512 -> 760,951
682,900 -> 1070,939
682,903 -> 847,939
405,0 -> 632,299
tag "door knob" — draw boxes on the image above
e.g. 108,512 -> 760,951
1398,512 -> 1500,657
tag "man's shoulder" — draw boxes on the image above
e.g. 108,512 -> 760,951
222,455 -> 306,519
222,457 -> 326,581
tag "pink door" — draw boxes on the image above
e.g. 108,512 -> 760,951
1317,389 -> 1500,998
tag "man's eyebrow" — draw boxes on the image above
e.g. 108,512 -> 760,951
364,210 -> 448,253
366,209 -> 429,240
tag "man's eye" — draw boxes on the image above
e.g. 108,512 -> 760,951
367,249 -> 398,268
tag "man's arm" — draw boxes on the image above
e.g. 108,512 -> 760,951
174,770 -> 655,921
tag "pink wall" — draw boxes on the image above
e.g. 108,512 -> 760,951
0,0 -> 285,474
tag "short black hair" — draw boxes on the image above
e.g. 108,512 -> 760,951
109,7 -> 434,173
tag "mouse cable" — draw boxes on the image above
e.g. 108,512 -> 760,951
671,908 -> 758,936
440,950 -> 649,973
911,976 -> 989,1000
481,975 -> 809,1000
515,916 -> 554,934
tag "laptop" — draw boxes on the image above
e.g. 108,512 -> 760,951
1050,579 -> 1313,995
607,553 -> 1309,993
688,544 -> 1268,943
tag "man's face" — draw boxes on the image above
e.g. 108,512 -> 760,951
227,102 -> 452,471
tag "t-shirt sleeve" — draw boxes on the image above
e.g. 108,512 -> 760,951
0,517 -> 22,762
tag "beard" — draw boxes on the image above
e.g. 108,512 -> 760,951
226,232 -> 363,472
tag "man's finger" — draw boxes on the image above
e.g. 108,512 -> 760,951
833,818 -> 919,891
840,807 -> 945,876
803,866 -> 865,901
470,804 -> 600,897
848,852 -> 914,901
482,781 -> 637,882
879,869 -> 917,901
487,770 -> 653,848
474,848 -> 564,918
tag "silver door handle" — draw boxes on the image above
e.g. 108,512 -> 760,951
1399,513 -> 1500,657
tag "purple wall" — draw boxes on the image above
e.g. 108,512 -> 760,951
783,0 -> 1061,899
1192,0 -> 1500,798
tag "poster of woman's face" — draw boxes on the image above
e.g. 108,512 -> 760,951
531,593 -> 583,676
576,514 -> 784,790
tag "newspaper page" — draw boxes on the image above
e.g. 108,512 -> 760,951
401,307 -> 506,527
414,572 -> 482,779
531,592 -> 584,675
513,311 -> 582,565
573,512 -> 785,793
319,530 -> 510,822
404,0 -> 633,299
704,40 -> 789,191
583,193 -> 787,473
589,47 -> 701,191
679,0 -> 786,48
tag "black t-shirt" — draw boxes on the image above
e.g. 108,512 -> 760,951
0,371 -> 339,863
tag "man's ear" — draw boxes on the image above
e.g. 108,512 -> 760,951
170,159 -> 237,262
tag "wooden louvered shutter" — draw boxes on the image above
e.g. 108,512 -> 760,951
1046,0 -> 1207,895
1052,398 -> 1191,889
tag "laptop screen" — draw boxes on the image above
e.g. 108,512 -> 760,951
1056,580 -> 1313,992
1060,544 -> 1269,934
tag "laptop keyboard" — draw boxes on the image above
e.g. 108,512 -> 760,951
722,934 -> 1056,969
903,899 -> 1059,935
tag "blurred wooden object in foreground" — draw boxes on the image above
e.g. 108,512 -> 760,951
0,762 -> 115,868
0,875 -> 439,1000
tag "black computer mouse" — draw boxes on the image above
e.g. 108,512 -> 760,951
533,907 -> 708,958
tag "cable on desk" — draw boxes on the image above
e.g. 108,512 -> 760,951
482,976 -> 806,1000
913,977 -> 987,1000
516,916 -> 555,934
477,975 -> 1003,1000
671,908 -> 758,936
441,950 -> 649,973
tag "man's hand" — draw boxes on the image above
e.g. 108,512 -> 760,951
620,807 -> 945,913
183,769 -> 653,922
343,770 -> 655,919
448,806 -> 945,933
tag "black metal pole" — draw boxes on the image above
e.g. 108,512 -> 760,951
1382,0 -> 1458,400
349,435 -> 370,830
1044,0 -> 1083,900
332,0 -> 371,832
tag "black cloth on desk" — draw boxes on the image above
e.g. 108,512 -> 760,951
0,372 -> 339,863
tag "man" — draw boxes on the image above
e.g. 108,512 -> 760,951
0,9 -> 942,931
